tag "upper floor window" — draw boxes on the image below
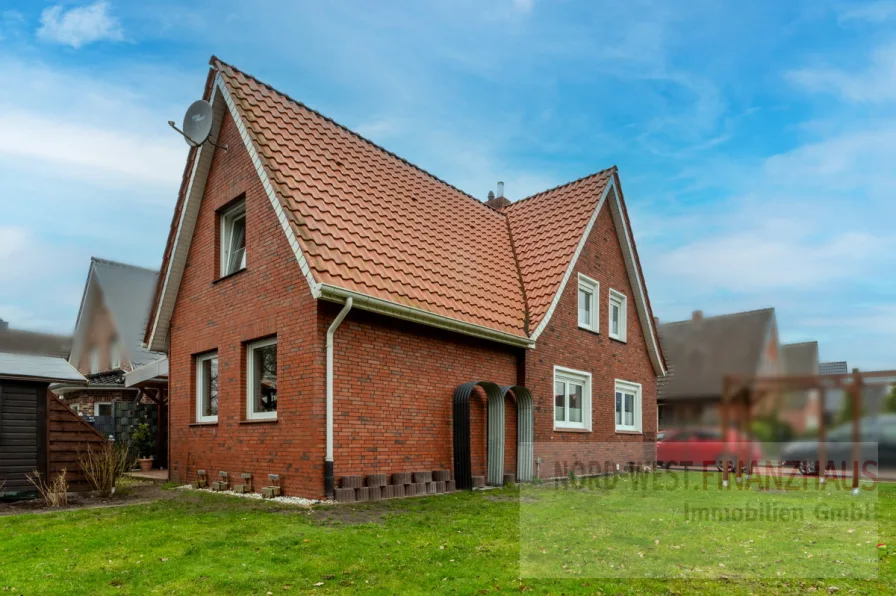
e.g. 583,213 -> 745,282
89,346 -> 99,374
220,200 -> 246,277
577,274 -> 599,332
196,352 -> 219,423
615,379 -> 642,433
246,337 -> 278,420
554,366 -> 592,431
110,337 -> 121,369
608,289 -> 627,342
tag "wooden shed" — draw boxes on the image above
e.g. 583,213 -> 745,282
0,351 -> 104,498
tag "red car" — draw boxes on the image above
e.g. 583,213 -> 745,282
657,427 -> 763,471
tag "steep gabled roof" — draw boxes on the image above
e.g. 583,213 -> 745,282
145,57 -> 666,374
781,342 -> 819,377
71,258 -> 165,370
658,308 -> 776,400
0,325 -> 71,359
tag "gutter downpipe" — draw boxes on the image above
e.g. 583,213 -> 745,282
325,297 -> 353,499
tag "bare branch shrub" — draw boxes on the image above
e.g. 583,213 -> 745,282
77,441 -> 135,497
26,469 -> 69,507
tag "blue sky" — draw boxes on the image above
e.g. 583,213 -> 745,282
0,0 -> 894,369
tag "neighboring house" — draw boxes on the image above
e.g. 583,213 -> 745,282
143,57 -> 666,499
657,308 -> 779,428
51,258 -> 169,465
0,352 -> 104,498
819,361 -> 890,423
778,341 -> 821,434
0,318 -> 71,358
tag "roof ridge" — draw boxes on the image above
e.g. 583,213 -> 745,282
91,256 -> 159,275
210,56 -> 505,218
506,166 -> 617,210
782,341 -> 818,347
660,307 -> 775,327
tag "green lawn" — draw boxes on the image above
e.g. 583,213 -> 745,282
0,472 -> 892,595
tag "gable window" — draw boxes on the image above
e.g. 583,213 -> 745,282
246,337 -> 277,420
196,352 -> 219,423
577,274 -> 599,332
608,289 -> 627,342
110,337 -> 121,369
89,346 -> 99,374
220,200 -> 247,277
94,402 -> 112,417
615,379 -> 642,433
553,366 -> 592,431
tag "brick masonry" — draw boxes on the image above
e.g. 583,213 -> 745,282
165,109 -> 658,499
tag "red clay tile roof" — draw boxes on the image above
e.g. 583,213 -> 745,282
503,169 -> 614,331
146,57 -> 664,371
216,60 -> 527,337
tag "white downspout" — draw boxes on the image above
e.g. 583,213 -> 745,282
325,297 -> 352,499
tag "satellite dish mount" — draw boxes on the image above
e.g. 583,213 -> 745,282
168,99 -> 227,151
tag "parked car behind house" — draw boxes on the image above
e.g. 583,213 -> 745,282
780,414 -> 896,475
657,427 -> 762,471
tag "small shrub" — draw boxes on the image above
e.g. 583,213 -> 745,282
131,423 -> 154,459
27,469 -> 69,507
77,441 -> 135,498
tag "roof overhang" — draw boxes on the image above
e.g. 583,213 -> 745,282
124,357 -> 169,388
319,284 -> 534,349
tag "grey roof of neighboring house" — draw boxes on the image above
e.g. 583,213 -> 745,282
77,258 -> 166,369
820,361 -> 848,375
0,326 -> 72,358
0,351 -> 86,383
657,308 -> 775,401
780,342 -> 819,408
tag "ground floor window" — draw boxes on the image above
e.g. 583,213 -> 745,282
246,337 -> 277,420
94,402 -> 112,417
553,366 -> 592,430
615,379 -> 642,432
196,352 -> 219,423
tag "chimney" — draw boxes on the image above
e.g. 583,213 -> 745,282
692,310 -> 703,322
0,318 -> 7,332
485,181 -> 511,210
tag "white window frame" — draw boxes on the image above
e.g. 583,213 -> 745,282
553,365 -> 592,431
110,338 -> 121,369
246,337 -> 278,421
70,403 -> 81,414
577,274 -> 599,333
89,346 -> 99,374
220,200 -> 247,277
196,352 -> 219,424
94,402 -> 112,417
608,288 -> 627,342
614,379 -> 642,433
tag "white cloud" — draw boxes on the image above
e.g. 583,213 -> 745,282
836,1 -> 896,23
786,42 -> 896,102
37,1 -> 123,49
512,0 -> 535,13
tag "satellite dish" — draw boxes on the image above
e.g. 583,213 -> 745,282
182,100 -> 213,147
167,99 -> 226,151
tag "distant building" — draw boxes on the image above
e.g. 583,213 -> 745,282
0,318 -> 71,358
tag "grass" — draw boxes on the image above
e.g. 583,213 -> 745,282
0,472 -> 891,595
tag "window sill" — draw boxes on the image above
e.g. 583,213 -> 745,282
240,418 -> 278,425
609,336 -> 627,344
190,421 -> 218,427
577,325 -> 600,335
554,427 -> 591,433
213,267 -> 247,285
615,429 -> 643,435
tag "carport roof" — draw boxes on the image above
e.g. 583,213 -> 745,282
0,351 -> 87,384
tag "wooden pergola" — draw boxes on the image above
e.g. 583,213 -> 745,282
721,368 -> 896,491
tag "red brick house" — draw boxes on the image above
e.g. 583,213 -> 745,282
144,57 -> 666,499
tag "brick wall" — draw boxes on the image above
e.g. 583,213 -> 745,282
526,199 -> 658,476
59,388 -> 141,417
166,110 -> 325,498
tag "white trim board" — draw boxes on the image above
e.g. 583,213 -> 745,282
528,177 -> 665,375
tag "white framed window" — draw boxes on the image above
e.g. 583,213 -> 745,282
608,288 -> 627,342
89,346 -> 99,374
577,274 -> 599,332
70,403 -> 81,414
553,366 -> 592,431
220,200 -> 247,277
110,337 -> 121,369
246,337 -> 278,420
94,402 -> 112,417
615,379 -> 642,433
196,352 -> 219,423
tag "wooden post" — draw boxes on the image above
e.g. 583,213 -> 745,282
817,387 -> 827,484
735,393 -> 745,483
850,369 -> 862,492
721,376 -> 730,486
